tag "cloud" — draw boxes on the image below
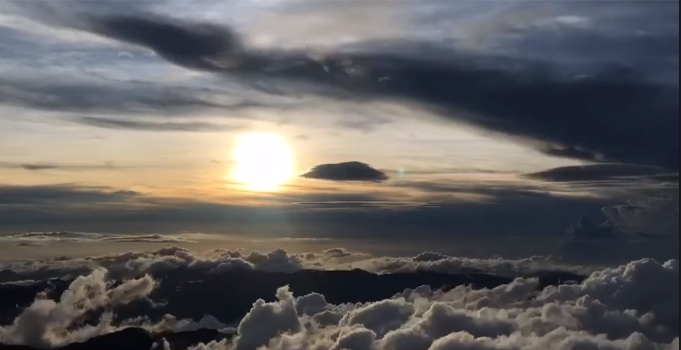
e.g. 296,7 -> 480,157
301,162 -> 389,182
526,164 -> 675,182
0,77 -> 251,117
233,286 -> 301,350
565,215 -> 617,239
0,247 -> 593,284
0,183 -> 612,240
0,268 -> 156,348
601,192 -> 679,237
38,8 -> 678,169
346,253 -> 594,278
336,114 -> 393,133
0,185 -> 142,206
562,190 -> 679,240
0,247 -> 592,347
540,146 -> 603,163
183,258 -> 678,350
82,13 -> 244,72
1,247 -> 677,350
0,161 -> 119,172
72,116 -> 247,132
173,315 -> 229,333
0,232 -> 198,244
560,189 -> 679,265
4,181 -> 672,265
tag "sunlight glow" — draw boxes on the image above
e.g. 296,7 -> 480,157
231,132 -> 295,191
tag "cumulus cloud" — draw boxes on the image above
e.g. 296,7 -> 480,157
1,249 -> 593,346
562,190 -> 679,254
0,247 -> 593,284
0,250 -> 677,350
233,286 -> 302,350
539,259 -> 679,334
0,247 -> 321,285
601,192 -> 679,237
0,268 -> 156,348
566,215 -> 616,239
301,162 -> 389,182
185,258 -> 678,350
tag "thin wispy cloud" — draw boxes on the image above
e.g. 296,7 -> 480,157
73,116 -> 248,132
0,161 -> 118,172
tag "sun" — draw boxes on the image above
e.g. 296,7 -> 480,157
231,132 -> 295,191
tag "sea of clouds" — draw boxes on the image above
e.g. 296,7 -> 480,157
188,258 -> 679,350
0,246 -> 677,350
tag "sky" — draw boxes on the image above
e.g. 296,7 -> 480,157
0,2 -> 679,350
0,0 -> 678,264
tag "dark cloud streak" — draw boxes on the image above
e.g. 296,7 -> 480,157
87,14 -> 244,71
73,116 -> 247,132
0,161 -> 118,172
0,185 -> 141,206
526,164 -> 675,182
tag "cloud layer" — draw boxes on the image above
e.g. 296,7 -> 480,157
0,247 -> 594,283
24,6 -> 676,169
193,258 -> 679,350
2,253 -> 676,350
0,232 -> 198,245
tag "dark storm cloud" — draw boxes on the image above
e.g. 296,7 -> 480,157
53,9 -> 680,169
526,164 -> 674,182
73,116 -> 246,132
85,14 -> 244,71
301,162 -> 389,182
